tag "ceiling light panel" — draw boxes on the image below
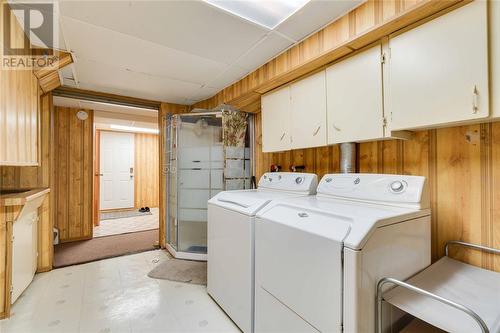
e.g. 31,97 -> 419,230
204,0 -> 311,29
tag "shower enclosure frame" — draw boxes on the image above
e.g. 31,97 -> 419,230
164,111 -> 254,261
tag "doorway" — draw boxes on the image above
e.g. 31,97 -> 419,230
94,128 -> 160,239
52,95 -> 161,267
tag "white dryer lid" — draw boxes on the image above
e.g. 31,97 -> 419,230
256,195 -> 429,250
208,172 -> 317,215
209,190 -> 312,216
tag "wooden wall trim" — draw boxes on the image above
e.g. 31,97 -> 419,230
93,130 -> 100,227
134,133 -> 159,209
54,86 -> 163,110
193,0 -> 470,113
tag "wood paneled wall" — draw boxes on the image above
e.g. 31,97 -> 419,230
255,108 -> 500,272
135,133 -> 159,208
189,0 -> 500,272
54,107 -> 94,242
0,4 -> 40,166
0,94 -> 54,272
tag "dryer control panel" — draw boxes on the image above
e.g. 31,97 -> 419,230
258,172 -> 318,194
317,173 -> 429,209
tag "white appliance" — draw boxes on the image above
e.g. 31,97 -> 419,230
207,172 -> 318,333
254,173 -> 431,333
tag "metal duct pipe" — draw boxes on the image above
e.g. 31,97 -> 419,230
340,142 -> 357,173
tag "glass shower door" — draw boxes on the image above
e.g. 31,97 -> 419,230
176,114 -> 223,255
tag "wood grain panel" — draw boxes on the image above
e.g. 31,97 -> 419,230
54,107 -> 93,242
93,130 -> 100,227
0,5 -> 39,166
134,133 -> 159,208
203,85 -> 500,272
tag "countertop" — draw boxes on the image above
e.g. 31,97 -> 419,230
0,188 -> 50,206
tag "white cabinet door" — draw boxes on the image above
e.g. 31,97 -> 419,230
290,71 -> 327,149
388,1 -> 489,130
327,45 -> 384,144
261,86 -> 291,152
491,0 -> 500,119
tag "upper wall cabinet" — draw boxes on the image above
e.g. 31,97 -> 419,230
262,86 -> 292,152
387,1 -> 489,131
0,71 -> 39,166
262,71 -> 327,152
290,71 -> 327,150
491,0 -> 500,119
327,45 -> 384,144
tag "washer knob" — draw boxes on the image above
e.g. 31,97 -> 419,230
390,181 -> 405,193
295,177 -> 303,184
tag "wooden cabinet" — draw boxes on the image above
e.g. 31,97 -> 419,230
387,1 -> 489,131
290,71 -> 327,149
262,86 -> 292,152
0,67 -> 39,166
262,72 -> 327,152
327,45 -> 385,144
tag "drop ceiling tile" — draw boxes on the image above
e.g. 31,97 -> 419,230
74,59 -> 202,104
61,16 -> 228,85
234,31 -> 292,72
276,0 -> 364,42
206,65 -> 250,91
189,86 -> 221,102
59,0 -> 268,64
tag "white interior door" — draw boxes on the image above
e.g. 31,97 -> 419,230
100,131 -> 135,210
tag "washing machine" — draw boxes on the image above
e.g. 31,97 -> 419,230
207,172 -> 318,333
254,173 -> 431,333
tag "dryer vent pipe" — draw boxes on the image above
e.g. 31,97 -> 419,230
340,142 -> 356,173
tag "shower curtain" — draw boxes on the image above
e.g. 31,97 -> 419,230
222,110 -> 249,190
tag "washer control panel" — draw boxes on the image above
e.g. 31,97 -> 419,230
317,173 -> 428,209
258,172 -> 318,194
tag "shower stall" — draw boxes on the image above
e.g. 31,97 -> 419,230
164,110 -> 252,260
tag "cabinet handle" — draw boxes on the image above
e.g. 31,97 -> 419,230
332,124 -> 341,132
472,85 -> 479,114
280,132 -> 286,141
313,125 -> 321,136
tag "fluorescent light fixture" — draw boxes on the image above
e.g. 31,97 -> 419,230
204,0 -> 311,29
110,124 -> 159,134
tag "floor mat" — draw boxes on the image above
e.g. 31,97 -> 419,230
186,245 -> 207,253
54,229 -> 159,268
148,258 -> 207,285
100,209 -> 152,220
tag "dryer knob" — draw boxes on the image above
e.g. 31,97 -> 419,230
295,177 -> 303,184
390,181 -> 405,193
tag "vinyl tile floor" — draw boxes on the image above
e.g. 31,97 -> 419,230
0,250 -> 239,333
94,208 -> 159,238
